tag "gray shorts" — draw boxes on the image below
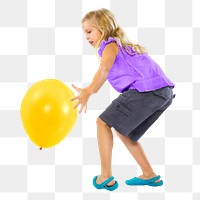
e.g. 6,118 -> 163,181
99,87 -> 175,141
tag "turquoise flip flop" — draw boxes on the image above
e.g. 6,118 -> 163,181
93,176 -> 119,191
125,175 -> 163,187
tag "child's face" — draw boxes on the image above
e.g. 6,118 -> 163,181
82,20 -> 102,47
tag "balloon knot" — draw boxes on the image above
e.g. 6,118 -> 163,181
39,147 -> 42,150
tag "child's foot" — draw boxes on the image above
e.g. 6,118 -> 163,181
96,175 -> 116,186
125,174 -> 163,186
93,175 -> 119,191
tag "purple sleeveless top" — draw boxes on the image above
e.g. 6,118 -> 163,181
98,37 -> 175,93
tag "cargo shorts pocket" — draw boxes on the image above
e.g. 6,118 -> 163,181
112,100 -> 132,116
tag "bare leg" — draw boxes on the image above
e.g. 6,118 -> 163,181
115,131 -> 160,181
95,118 -> 115,186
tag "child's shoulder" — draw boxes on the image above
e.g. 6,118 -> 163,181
98,37 -> 119,57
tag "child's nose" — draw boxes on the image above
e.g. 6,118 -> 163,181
86,35 -> 89,40
85,33 -> 90,40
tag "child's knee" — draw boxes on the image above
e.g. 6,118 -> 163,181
96,117 -> 109,128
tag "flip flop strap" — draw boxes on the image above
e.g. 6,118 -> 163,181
149,175 -> 161,183
100,176 -> 114,186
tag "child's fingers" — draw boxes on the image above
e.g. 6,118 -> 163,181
72,83 -> 81,92
73,101 -> 81,110
84,105 -> 87,113
70,96 -> 77,102
79,106 -> 83,114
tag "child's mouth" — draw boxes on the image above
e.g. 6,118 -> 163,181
89,41 -> 94,45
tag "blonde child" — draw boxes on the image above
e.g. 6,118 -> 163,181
71,8 -> 175,191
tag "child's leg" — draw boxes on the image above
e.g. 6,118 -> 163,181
115,131 -> 160,182
95,118 -> 115,186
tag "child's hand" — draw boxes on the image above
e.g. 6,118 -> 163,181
71,84 -> 92,113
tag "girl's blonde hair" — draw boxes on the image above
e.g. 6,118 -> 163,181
82,8 -> 146,54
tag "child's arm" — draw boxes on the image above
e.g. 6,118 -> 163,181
88,42 -> 118,93
71,42 -> 118,113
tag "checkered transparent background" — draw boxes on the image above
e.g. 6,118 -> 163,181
0,0 -> 199,199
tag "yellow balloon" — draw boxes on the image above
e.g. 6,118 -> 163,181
20,79 -> 77,148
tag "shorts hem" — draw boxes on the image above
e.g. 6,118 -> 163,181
128,131 -> 140,141
99,115 -> 128,137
